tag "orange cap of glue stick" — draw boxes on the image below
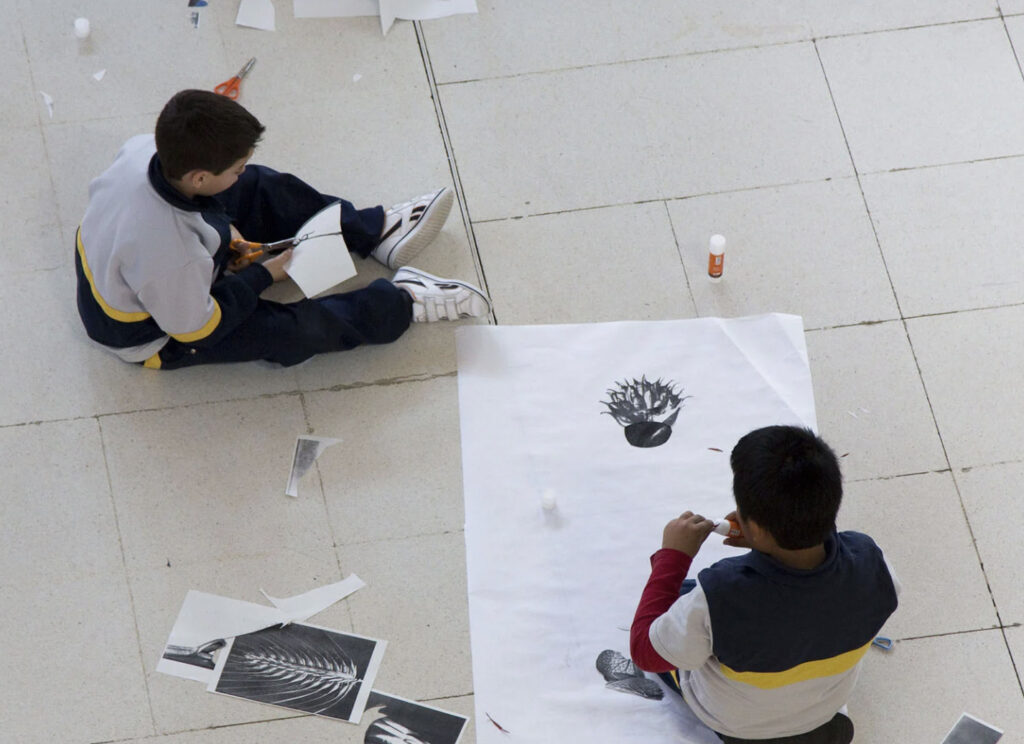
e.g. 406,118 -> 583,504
712,517 -> 742,539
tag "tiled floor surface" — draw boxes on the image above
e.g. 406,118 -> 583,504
2,2 -> 1023,742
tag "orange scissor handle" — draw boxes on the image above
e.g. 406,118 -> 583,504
214,77 -> 241,99
230,238 -> 264,260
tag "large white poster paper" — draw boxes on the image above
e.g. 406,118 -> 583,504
456,315 -> 817,743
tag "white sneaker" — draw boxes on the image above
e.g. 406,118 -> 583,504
371,187 -> 454,269
392,267 -> 491,323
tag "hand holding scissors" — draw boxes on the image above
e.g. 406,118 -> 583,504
214,57 -> 256,100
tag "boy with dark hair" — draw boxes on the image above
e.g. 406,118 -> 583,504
630,425 -> 899,742
75,89 -> 489,369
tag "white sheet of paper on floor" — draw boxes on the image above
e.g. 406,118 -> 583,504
378,0 -> 477,34
941,713 -> 1003,744
261,573 -> 365,620
284,201 -> 357,298
456,314 -> 815,743
93,69 -> 106,81
235,0 -> 276,30
285,435 -> 342,497
208,622 -> 387,724
158,576 -> 367,684
293,0 -> 378,18
156,590 -> 292,683
39,91 -> 54,119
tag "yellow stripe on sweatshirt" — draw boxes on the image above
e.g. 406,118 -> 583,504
719,641 -> 871,690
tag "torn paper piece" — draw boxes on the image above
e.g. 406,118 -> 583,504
294,0 -> 378,17
235,0 -> 276,30
942,712 -> 1003,743
209,623 -> 387,724
92,69 -> 106,81
364,691 -> 469,744
284,201 -> 357,297
157,590 -> 291,683
352,73 -> 362,82
379,0 -> 477,34
39,91 -> 54,119
285,434 -> 342,497
261,574 -> 365,621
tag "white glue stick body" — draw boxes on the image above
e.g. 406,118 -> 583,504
708,234 -> 725,282
713,517 -> 742,538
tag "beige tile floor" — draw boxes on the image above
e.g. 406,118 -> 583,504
2,2 -> 1023,742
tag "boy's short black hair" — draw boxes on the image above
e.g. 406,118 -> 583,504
155,89 -> 265,180
730,425 -> 841,550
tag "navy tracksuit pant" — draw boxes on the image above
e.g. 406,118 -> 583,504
157,165 -> 413,369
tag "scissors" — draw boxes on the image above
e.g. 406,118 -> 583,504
230,231 -> 346,261
214,57 -> 256,100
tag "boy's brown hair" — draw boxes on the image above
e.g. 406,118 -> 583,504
155,89 -> 265,180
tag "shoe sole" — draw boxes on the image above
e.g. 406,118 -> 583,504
394,267 -> 491,317
385,187 -> 454,269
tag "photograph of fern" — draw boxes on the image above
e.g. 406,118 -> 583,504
209,622 -> 386,723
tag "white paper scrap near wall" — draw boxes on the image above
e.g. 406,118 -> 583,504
294,0 -> 378,17
455,315 -> 816,743
236,0 -> 276,30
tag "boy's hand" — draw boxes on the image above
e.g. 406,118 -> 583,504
262,249 -> 293,282
720,510 -> 754,549
662,511 -> 715,558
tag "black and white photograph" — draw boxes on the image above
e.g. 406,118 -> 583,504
941,713 -> 1003,744
285,435 -> 341,497
208,622 -> 386,723
363,691 -> 468,744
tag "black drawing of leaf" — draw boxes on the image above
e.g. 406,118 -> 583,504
596,649 -> 644,682
215,625 -> 361,715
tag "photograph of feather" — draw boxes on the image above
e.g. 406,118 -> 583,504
208,622 -> 386,723
362,691 -> 468,744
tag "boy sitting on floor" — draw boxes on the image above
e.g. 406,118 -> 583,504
75,89 -> 489,370
630,425 -> 900,742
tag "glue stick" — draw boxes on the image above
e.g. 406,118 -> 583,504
708,234 -> 725,282
541,488 -> 557,512
713,517 -> 742,538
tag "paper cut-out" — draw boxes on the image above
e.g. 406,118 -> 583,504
601,376 -> 691,448
235,0 -> 276,30
284,202 -> 357,298
286,435 -> 342,497
364,691 -> 469,744
292,0 -> 477,35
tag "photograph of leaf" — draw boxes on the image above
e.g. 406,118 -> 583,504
208,622 -> 386,723
363,691 -> 468,744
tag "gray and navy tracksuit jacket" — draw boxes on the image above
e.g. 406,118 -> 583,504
75,135 -> 272,367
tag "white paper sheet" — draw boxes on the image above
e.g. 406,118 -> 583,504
456,315 -> 816,744
294,0 -> 378,17
262,573 -> 365,618
285,435 -> 342,497
156,590 -> 291,683
284,202 -> 357,298
235,0 -> 276,30
378,0 -> 476,33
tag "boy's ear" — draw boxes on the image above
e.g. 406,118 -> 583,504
180,168 -> 211,189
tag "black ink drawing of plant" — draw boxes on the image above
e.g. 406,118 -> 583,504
596,649 -> 664,699
362,691 -> 468,744
213,623 -> 379,721
601,376 -> 691,448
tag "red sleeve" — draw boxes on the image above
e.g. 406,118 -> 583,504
629,548 -> 693,672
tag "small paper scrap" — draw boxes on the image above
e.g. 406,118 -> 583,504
235,0 -> 276,30
352,73 -> 362,82
261,574 -> 365,621
285,435 -> 341,497
93,69 -> 106,81
39,91 -> 54,119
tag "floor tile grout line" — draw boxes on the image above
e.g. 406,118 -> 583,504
433,14 -> 1009,88
663,200 -> 698,312
94,415 -> 160,736
299,390 -> 358,634
896,623 -> 1022,644
815,32 -> 1024,692
1000,4 -> 1024,84
413,21 -> 499,326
